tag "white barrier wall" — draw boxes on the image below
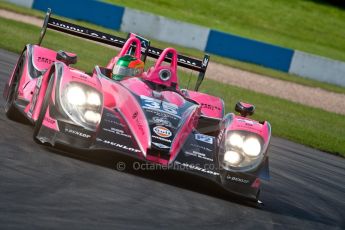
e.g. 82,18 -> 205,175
120,8 -> 210,51
5,0 -> 34,8
289,51 -> 345,87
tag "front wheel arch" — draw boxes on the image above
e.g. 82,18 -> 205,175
33,72 -> 55,144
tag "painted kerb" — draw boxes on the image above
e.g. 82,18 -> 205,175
32,0 -> 124,30
289,51 -> 345,87
121,8 -> 210,51
205,30 -> 294,72
5,0 -> 34,8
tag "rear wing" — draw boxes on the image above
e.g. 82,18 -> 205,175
38,9 -> 210,91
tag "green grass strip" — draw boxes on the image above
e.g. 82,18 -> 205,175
1,1 -> 345,95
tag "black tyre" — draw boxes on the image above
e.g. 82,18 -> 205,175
33,73 -> 55,144
5,53 -> 25,122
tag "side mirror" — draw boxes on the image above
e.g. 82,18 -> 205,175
235,102 -> 255,117
56,50 -> 77,65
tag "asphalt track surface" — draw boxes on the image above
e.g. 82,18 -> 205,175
0,49 -> 344,230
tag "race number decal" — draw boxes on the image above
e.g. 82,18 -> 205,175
141,95 -> 179,116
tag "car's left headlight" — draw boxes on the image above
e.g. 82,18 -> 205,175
220,131 -> 264,171
60,83 -> 103,131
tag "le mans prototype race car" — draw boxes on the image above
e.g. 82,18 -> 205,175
3,10 -> 271,203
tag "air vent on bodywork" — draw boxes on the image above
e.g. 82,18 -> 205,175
147,147 -> 170,160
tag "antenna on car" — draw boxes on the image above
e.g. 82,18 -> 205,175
38,8 -> 51,46
127,33 -> 150,62
194,54 -> 210,91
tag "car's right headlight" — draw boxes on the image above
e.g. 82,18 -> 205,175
220,131 -> 264,172
60,82 -> 103,131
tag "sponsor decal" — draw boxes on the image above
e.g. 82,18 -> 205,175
237,118 -> 257,125
37,57 -> 53,65
174,161 -> 219,176
105,112 -> 117,118
191,143 -> 213,152
132,111 -> 138,119
103,127 -> 131,138
145,109 -> 179,121
131,111 -> 145,136
185,150 -> 213,162
195,133 -> 213,144
226,175 -> 250,184
51,21 -> 125,45
65,128 -> 91,138
44,117 -> 55,124
104,119 -> 125,127
152,142 -> 170,149
70,74 -> 96,86
153,126 -> 172,138
178,57 -> 197,67
152,116 -> 172,127
78,74 -> 87,79
152,135 -> 172,143
96,138 -> 140,153
201,103 -> 221,111
52,21 -> 85,33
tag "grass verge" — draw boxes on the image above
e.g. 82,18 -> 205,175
104,0 -> 345,63
1,1 -> 345,95
0,17 -> 344,157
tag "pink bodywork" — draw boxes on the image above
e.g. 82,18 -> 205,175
18,45 -> 57,102
106,37 -> 142,70
100,77 -> 151,157
144,48 -> 178,89
169,105 -> 200,163
11,40 -> 269,165
19,45 -> 97,132
101,76 -> 199,165
20,45 -> 58,125
187,90 -> 224,119
100,44 -> 222,163
227,115 -> 271,147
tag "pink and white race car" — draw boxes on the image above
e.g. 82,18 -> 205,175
3,10 -> 271,203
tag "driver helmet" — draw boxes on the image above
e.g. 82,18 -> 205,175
112,55 -> 144,81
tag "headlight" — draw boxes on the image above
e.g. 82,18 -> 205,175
227,133 -> 243,148
66,86 -> 86,105
224,151 -> 242,165
60,83 -> 103,130
243,137 -> 261,157
220,131 -> 264,171
84,110 -> 102,123
87,92 -> 101,106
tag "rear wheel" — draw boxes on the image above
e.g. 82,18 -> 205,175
33,74 -> 55,144
5,53 -> 25,122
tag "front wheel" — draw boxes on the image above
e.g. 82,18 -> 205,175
33,74 -> 55,145
5,53 -> 25,122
